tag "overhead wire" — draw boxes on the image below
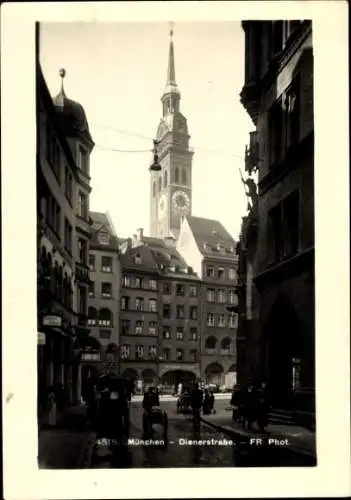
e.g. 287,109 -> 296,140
91,122 -> 246,160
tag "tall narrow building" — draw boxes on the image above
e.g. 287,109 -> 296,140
150,28 -> 194,241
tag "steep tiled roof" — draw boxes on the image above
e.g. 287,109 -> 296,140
89,211 -> 118,250
187,216 -> 236,257
120,245 -> 159,273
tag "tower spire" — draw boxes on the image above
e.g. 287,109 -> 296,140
166,22 -> 176,86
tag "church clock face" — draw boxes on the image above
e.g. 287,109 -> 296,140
172,191 -> 190,215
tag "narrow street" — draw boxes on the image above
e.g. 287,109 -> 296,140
91,399 -> 316,468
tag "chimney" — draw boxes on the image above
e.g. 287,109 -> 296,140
136,228 -> 144,241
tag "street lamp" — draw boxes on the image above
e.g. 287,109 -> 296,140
149,140 -> 161,171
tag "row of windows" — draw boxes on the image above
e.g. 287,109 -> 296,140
88,307 -> 114,327
121,297 -> 158,313
207,313 -> 237,328
89,281 -> 114,299
120,344 -> 197,362
206,288 -> 237,304
162,304 -> 198,320
204,336 -> 233,350
121,321 -> 199,341
205,265 -> 236,281
122,276 -> 158,290
89,254 -> 113,272
152,166 -> 188,197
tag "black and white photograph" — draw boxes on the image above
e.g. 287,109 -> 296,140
2,2 -> 350,499
36,17 -> 317,469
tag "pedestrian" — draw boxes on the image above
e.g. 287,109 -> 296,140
242,384 -> 255,430
209,389 -> 215,413
190,382 -> 203,429
47,387 -> 57,427
202,388 -> 211,415
256,382 -> 269,432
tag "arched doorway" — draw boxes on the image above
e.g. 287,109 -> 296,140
141,369 -> 157,386
265,296 -> 303,407
205,362 -> 224,386
161,370 -> 196,389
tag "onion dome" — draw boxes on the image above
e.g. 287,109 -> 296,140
53,68 -> 94,147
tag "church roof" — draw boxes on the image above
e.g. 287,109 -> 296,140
187,216 -> 236,257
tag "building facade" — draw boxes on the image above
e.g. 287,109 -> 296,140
177,216 -> 238,387
37,62 -> 94,410
87,211 -> 121,379
150,29 -> 194,240
239,20 -> 314,415
119,230 -> 201,389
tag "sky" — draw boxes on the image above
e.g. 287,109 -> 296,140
39,22 -> 254,240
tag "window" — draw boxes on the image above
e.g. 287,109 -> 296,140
206,266 -> 215,278
207,313 -> 215,327
190,350 -> 197,363
205,336 -> 217,350
176,349 -> 184,361
122,275 -> 130,287
163,326 -> 171,339
88,282 -> 95,298
283,190 -> 300,258
78,145 -> 88,173
163,283 -> 171,295
176,328 -> 184,341
78,238 -> 87,265
218,314 -> 226,327
98,231 -> 110,245
148,299 -> 157,312
135,320 -> 144,335
207,288 -> 215,303
78,192 -> 87,219
136,297 -> 144,311
190,328 -> 198,341
162,348 -> 170,361
228,268 -> 236,281
176,305 -> 185,319
148,279 -> 157,290
88,254 -> 95,271
163,170 -> 168,188
182,168 -> 187,185
135,345 -> 144,360
121,320 -> 130,335
176,284 -> 185,296
134,253 -> 142,264
228,290 -> 236,305
100,330 -> 111,340
135,277 -> 144,288
121,296 -> 130,311
217,243 -> 225,253
101,282 -> 112,298
152,181 -> 156,197
189,307 -> 198,320
163,304 -> 171,319
217,289 -> 226,303
228,313 -> 237,328
47,196 -> 61,237
88,306 -> 97,326
101,256 -> 112,273
149,321 -> 157,336
268,203 -> 283,263
149,346 -> 157,359
120,344 -> 130,360
158,176 -> 162,192
64,219 -> 72,255
189,285 -> 197,297
268,99 -> 283,166
78,286 -> 87,315
217,267 -> 225,279
98,308 -> 113,327
64,166 -> 73,203
174,167 -> 179,184
285,75 -> 301,149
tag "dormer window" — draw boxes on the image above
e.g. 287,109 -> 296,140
217,242 -> 225,252
77,145 -> 88,174
212,229 -> 218,235
134,253 -> 142,265
203,242 -> 211,251
98,231 -> 110,245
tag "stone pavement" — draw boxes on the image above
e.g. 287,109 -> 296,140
201,408 -> 316,458
38,404 -> 96,469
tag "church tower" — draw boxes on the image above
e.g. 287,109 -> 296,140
150,27 -> 194,241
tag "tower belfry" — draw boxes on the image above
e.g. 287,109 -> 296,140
149,24 -> 194,241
